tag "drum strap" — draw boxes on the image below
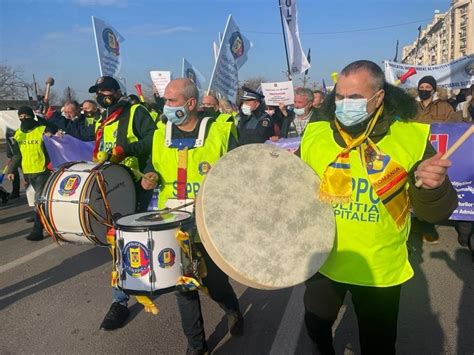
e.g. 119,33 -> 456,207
175,230 -> 208,294
93,107 -> 124,160
169,117 -> 212,200
107,228 -> 119,287
176,148 -> 188,200
135,296 -> 159,315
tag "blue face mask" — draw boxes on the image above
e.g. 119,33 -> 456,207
335,93 -> 378,126
163,101 -> 189,125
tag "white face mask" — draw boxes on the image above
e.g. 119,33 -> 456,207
241,104 -> 252,116
335,92 -> 378,127
293,107 -> 306,116
265,109 -> 275,116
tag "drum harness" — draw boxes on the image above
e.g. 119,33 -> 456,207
165,117 -> 211,294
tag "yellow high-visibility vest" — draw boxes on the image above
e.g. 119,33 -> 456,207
301,120 -> 429,286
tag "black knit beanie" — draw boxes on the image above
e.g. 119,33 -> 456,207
17,106 -> 34,117
418,76 -> 437,91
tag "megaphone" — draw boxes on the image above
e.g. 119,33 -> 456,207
44,77 -> 55,102
134,83 -> 145,103
395,67 -> 417,86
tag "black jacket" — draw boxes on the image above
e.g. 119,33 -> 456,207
49,99 -> 156,170
237,105 -> 274,145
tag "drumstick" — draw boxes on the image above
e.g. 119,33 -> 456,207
146,201 -> 195,221
160,201 -> 195,214
131,168 -> 158,183
415,125 -> 474,188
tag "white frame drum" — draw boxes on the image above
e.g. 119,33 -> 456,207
196,144 -> 335,290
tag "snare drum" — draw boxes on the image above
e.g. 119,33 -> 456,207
39,161 -> 136,245
115,211 -> 193,295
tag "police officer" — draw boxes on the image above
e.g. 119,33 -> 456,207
141,78 -> 242,355
237,86 -> 274,145
7,106 -> 57,240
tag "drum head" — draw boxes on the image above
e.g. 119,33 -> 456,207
196,144 -> 335,290
116,211 -> 193,232
87,164 -> 137,242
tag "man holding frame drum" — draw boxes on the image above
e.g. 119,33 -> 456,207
300,60 -> 458,354
141,78 -> 242,355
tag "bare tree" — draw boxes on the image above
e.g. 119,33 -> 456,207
61,87 -> 78,104
0,64 -> 28,100
241,76 -> 266,91
47,90 -> 59,106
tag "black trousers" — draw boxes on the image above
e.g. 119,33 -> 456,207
176,243 -> 240,350
135,183 -> 154,213
11,169 -> 20,196
304,273 -> 401,355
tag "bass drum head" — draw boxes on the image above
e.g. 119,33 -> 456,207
196,144 -> 335,290
116,211 -> 193,232
87,164 -> 136,243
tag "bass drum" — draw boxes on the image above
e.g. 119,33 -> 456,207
196,144 -> 335,290
39,161 -> 136,245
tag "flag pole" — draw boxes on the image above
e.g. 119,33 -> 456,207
91,16 -> 103,76
414,26 -> 422,65
207,14 -> 232,95
393,40 -> 399,62
278,0 -> 292,80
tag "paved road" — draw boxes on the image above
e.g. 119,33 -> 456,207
1,185 -> 473,354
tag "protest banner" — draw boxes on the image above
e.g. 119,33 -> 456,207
266,123 -> 474,221
182,58 -> 206,96
43,135 -> 95,169
150,71 -> 171,97
384,55 -> 474,89
208,15 -> 251,102
261,81 -> 295,106
0,110 -> 20,138
92,16 -> 125,89
430,123 -> 474,221
265,136 -> 301,154
279,0 -> 310,76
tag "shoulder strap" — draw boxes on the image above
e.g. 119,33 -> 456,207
165,120 -> 173,147
165,116 -> 212,148
195,117 -> 211,147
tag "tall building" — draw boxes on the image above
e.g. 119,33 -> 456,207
402,0 -> 473,65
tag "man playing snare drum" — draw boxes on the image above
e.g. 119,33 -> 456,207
300,60 -> 457,354
141,78 -> 242,355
